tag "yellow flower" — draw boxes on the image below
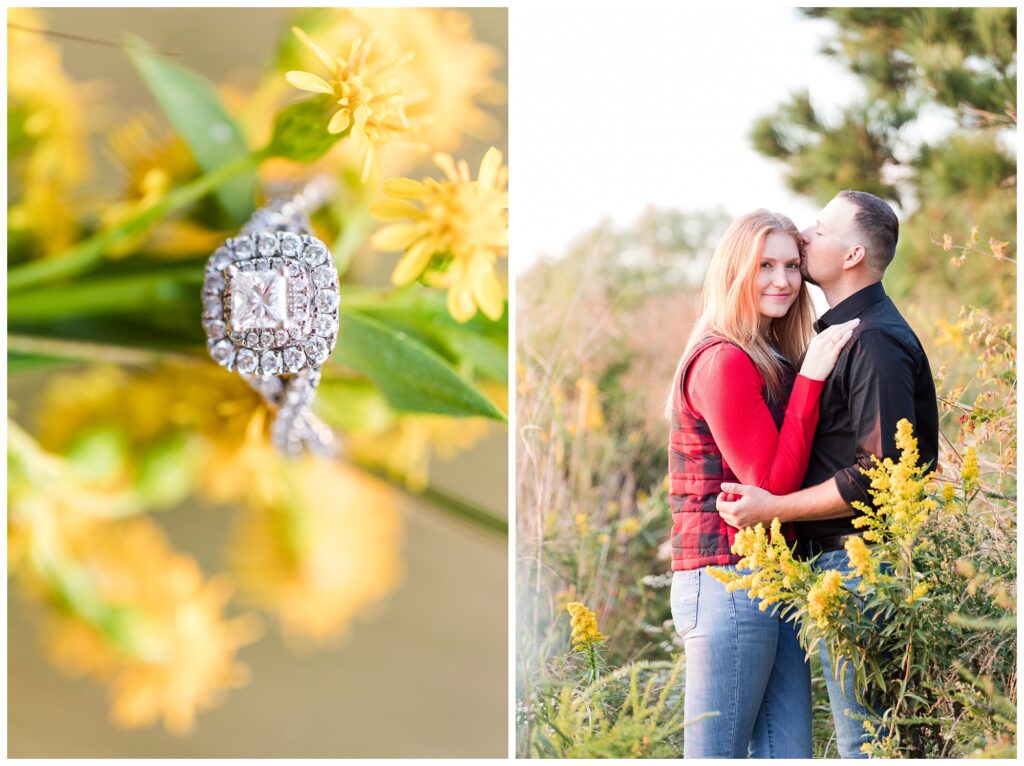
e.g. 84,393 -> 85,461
346,413 -> 490,492
370,146 -> 508,322
316,9 -> 504,154
566,602 -> 606,650
940,482 -> 956,505
8,8 -> 97,255
41,517 -> 260,735
229,457 -> 403,646
806,569 -> 845,629
575,377 -> 605,432
906,581 -> 930,604
845,535 -> 878,587
619,517 -> 641,537
961,446 -> 979,495
100,115 -> 221,257
285,26 -> 418,182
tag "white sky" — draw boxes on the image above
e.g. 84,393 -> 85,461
511,6 -> 867,273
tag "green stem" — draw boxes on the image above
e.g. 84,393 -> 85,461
8,151 -> 264,293
8,333 -> 203,367
354,462 -> 507,537
8,267 -> 201,321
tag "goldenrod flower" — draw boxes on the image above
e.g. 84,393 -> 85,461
940,482 -> 956,505
229,457 -> 402,646
906,581 -> 930,604
8,8 -> 96,255
346,413 -> 490,492
41,517 -> 260,734
961,447 -> 979,495
806,569 -> 845,629
314,9 -> 504,154
370,146 -> 508,322
566,602 -> 607,650
285,26 -> 417,182
619,517 -> 641,538
845,535 -> 878,589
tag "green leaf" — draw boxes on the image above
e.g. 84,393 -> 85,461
317,377 -> 396,432
265,96 -> 347,162
124,35 -> 256,224
332,310 -> 504,421
345,286 -> 508,382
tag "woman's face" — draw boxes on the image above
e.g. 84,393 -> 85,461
756,232 -> 802,321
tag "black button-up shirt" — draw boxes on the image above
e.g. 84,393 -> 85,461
796,281 -> 939,541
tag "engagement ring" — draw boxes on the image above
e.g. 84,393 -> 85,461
202,178 -> 340,457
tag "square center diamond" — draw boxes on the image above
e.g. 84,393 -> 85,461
229,266 -> 290,332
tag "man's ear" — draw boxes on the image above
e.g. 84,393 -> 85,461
841,245 -> 866,271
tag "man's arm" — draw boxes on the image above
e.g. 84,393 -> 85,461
716,478 -> 852,528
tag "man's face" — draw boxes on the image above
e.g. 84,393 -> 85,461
800,196 -> 859,288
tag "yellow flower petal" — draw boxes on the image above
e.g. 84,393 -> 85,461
477,146 -> 503,192
370,223 -> 424,251
433,152 -> 459,183
447,282 -> 477,323
472,263 -> 504,320
383,178 -> 428,199
391,238 -> 435,286
327,108 -> 351,134
360,145 -> 377,183
284,70 -> 334,95
369,199 -> 425,221
292,26 -> 338,74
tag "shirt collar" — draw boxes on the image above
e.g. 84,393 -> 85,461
815,281 -> 888,332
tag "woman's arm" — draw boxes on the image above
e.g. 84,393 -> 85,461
686,344 -> 823,495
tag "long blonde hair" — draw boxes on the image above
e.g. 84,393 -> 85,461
666,209 -> 814,418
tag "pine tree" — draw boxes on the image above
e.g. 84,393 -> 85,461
752,8 -> 1016,309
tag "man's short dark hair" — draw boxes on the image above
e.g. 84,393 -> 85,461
837,190 -> 899,275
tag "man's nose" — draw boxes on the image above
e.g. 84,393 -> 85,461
799,231 -> 811,245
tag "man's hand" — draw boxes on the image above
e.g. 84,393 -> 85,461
716,482 -> 781,529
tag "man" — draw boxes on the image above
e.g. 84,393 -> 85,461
716,190 -> 939,758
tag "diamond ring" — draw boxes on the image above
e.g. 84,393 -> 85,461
201,178 -> 340,457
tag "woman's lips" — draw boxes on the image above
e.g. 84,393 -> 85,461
764,293 -> 792,300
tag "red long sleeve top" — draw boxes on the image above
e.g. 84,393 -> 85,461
684,343 -> 825,495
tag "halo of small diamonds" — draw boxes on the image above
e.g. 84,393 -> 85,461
203,231 -> 339,373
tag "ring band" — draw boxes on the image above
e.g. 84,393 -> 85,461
202,178 -> 340,457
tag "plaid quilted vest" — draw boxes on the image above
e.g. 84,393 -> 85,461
668,336 -> 796,570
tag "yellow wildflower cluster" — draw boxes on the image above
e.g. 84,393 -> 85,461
709,519 -> 808,611
940,482 -> 957,505
229,454 -> 403,647
17,506 -> 260,735
315,9 -> 505,154
8,8 -> 96,255
961,446 -> 979,495
566,602 -> 607,650
101,115 -> 219,257
567,376 -> 605,434
806,569 -> 846,629
30,364 -> 404,650
346,413 -> 491,492
844,535 -> 878,591
286,26 -> 418,182
371,146 -> 508,323
850,419 -> 937,548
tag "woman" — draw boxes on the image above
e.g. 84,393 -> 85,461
666,209 -> 857,758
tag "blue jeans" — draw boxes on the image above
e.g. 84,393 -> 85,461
811,548 -> 885,759
671,567 -> 812,758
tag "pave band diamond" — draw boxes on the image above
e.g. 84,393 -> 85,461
202,179 -> 339,457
